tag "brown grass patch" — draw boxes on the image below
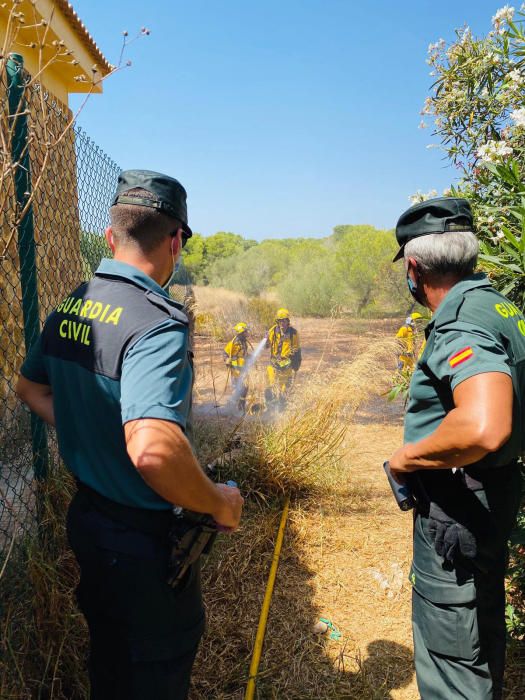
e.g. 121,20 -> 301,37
0,467 -> 88,700
193,286 -> 276,342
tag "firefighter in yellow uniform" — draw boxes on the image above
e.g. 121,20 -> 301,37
396,312 -> 423,370
224,322 -> 250,412
265,308 -> 301,409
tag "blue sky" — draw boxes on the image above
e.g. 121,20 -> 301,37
70,0 -> 501,239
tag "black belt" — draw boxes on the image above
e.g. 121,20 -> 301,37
75,480 -> 174,538
464,459 -> 520,489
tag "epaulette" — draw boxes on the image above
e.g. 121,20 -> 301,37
144,290 -> 189,326
433,296 -> 465,329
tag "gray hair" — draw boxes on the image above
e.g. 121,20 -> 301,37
404,231 -> 479,277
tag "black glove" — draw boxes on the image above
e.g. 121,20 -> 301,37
428,501 -> 477,563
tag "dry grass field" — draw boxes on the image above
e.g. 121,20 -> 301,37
188,291 -> 417,698
188,287 -> 525,699
1,286 -> 523,699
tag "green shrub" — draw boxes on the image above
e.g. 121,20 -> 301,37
80,231 -> 110,275
420,5 -> 525,634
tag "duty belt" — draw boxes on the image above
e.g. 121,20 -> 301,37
75,480 -> 173,538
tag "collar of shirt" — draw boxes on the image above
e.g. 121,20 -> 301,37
95,258 -> 169,297
426,272 -> 491,335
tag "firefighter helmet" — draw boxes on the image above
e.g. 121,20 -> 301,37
234,322 -> 248,334
276,308 -> 290,320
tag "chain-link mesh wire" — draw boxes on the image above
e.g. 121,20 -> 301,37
0,59 -> 120,573
0,63 -> 196,582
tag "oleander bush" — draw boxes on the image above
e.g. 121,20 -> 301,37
419,3 -> 525,636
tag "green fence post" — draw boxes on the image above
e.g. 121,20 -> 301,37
7,53 -> 49,481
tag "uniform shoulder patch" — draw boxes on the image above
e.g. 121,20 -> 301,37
449,346 -> 474,368
144,290 -> 189,325
444,331 -> 463,345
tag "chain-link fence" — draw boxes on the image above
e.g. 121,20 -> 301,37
0,56 -> 120,574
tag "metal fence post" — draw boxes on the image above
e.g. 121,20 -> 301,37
6,53 -> 49,481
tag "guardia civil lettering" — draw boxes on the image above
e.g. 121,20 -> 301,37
59,319 -> 92,346
494,301 -> 525,336
56,296 -> 123,326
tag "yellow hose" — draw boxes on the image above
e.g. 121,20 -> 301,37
245,495 -> 291,700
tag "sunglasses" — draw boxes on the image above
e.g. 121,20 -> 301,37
171,229 -> 191,248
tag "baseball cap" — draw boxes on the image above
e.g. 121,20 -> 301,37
393,197 -> 473,262
112,169 -> 193,240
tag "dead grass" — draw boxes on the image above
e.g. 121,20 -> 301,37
187,339 -> 411,699
193,286 -> 276,341
252,341 -> 398,497
0,467 -> 88,700
5,299 -> 522,699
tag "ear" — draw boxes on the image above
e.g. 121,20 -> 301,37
407,256 -> 418,275
105,226 -> 115,254
171,229 -> 183,257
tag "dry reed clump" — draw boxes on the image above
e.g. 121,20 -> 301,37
190,341 -> 399,500
193,285 -> 275,341
251,341 -> 398,497
0,465 -> 88,700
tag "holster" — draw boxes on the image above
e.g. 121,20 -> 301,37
167,512 -> 217,589
408,467 -> 514,573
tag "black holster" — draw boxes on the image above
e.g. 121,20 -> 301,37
408,464 -> 519,571
167,513 -> 217,589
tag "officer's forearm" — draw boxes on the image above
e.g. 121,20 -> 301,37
124,418 -> 230,518
16,376 -> 55,426
402,411 -> 495,469
392,372 -> 513,471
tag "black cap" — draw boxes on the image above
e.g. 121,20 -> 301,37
393,196 -> 473,262
112,169 -> 192,239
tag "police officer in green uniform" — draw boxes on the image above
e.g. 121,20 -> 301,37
388,197 -> 524,700
16,170 -> 244,700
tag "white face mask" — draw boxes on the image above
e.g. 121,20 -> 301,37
162,248 -> 181,290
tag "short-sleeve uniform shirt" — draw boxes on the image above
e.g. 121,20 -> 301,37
21,259 -> 193,510
405,273 -> 525,468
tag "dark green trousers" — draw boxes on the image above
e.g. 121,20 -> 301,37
412,566 -> 505,699
410,465 -> 522,700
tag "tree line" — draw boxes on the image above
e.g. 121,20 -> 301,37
181,225 -> 409,317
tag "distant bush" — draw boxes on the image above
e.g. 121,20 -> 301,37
277,255 -> 342,317
80,231 -> 110,276
247,297 -> 276,329
189,226 -> 409,317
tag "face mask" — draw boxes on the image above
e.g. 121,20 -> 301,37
406,267 -> 428,307
162,249 -> 181,290
406,274 -> 418,300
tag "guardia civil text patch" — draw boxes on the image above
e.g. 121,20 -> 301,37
449,346 -> 474,368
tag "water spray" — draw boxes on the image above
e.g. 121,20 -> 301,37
227,337 -> 267,408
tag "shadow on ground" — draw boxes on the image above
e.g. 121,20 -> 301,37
190,504 -> 415,699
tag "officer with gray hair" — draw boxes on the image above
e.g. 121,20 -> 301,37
387,197 -> 524,699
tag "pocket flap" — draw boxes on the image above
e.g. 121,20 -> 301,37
412,589 -> 479,661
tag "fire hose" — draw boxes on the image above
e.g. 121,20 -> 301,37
244,495 -> 291,700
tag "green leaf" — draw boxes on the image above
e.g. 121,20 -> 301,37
501,226 -> 520,250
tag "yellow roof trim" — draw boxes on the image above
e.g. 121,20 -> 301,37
52,0 -> 112,74
0,1 -> 114,98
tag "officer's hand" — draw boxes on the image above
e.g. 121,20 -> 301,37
388,444 -> 418,482
213,483 -> 244,532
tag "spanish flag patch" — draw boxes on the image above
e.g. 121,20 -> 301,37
449,346 -> 474,368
